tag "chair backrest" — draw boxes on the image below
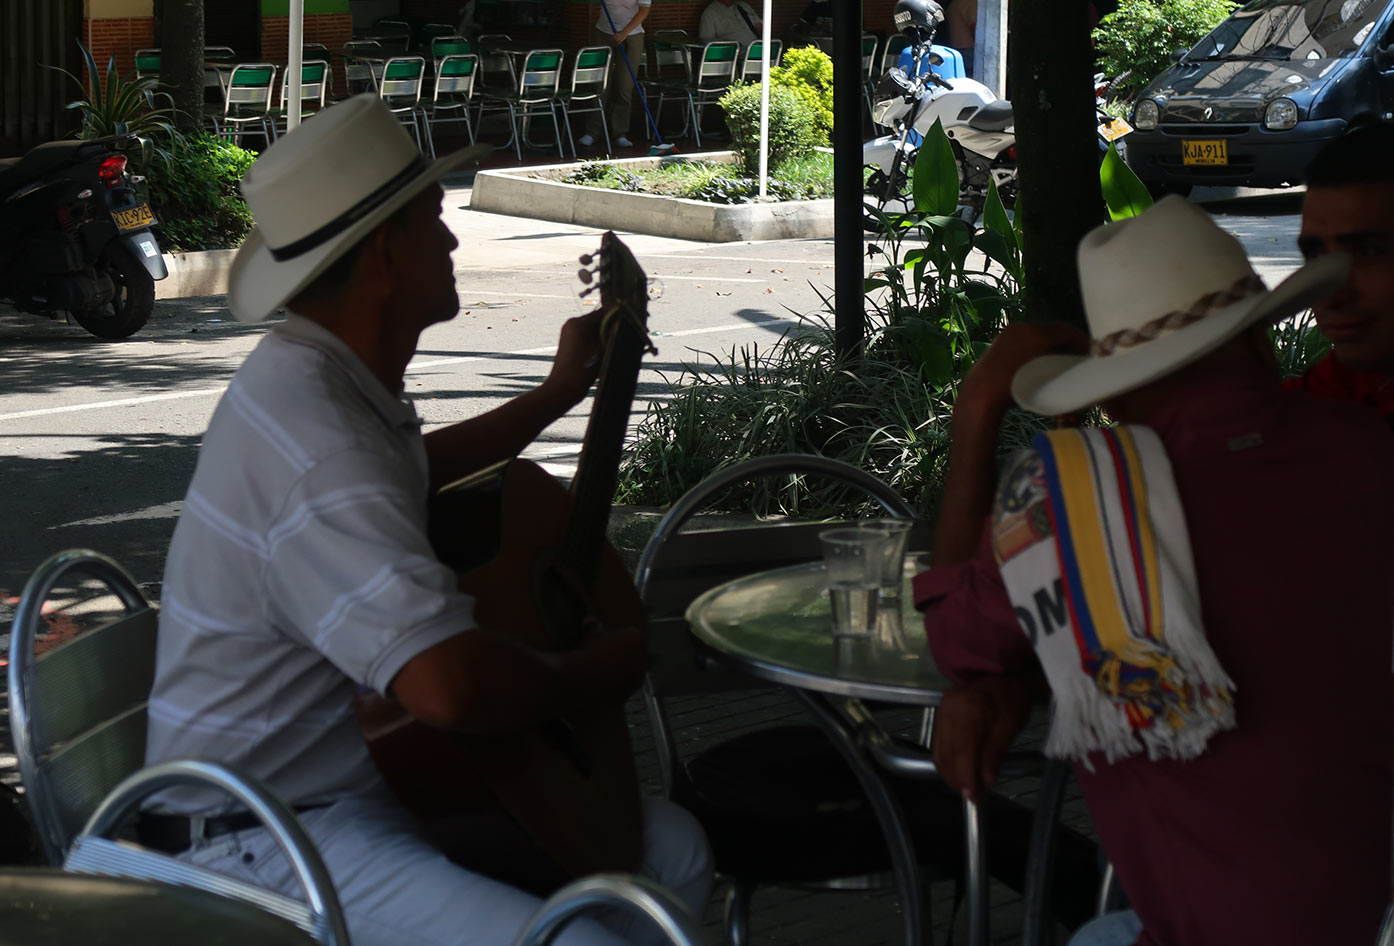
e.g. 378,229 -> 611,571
133,48 -> 160,78
225,63 -> 278,115
645,29 -> 688,79
517,48 -> 564,97
8,550 -> 156,865
633,455 -> 924,792
279,60 -> 329,112
65,759 -> 351,946
570,46 -> 611,96
739,39 -> 782,80
203,45 -> 237,62
514,875 -> 707,946
695,41 -> 739,88
431,35 -> 473,61
420,22 -> 457,44
880,35 -> 909,75
378,56 -> 426,104
432,54 -> 478,103
343,39 -> 383,89
862,33 -> 879,76
477,33 -> 517,84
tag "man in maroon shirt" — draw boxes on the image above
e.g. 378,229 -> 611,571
1291,121 -> 1394,421
917,198 -> 1394,945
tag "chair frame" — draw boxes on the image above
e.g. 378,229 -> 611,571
738,38 -> 782,82
674,40 -> 739,147
66,759 -> 350,946
479,47 -> 566,160
476,33 -> 519,89
133,48 -> 161,79
633,454 -> 923,945
377,55 -> 433,155
425,53 -> 480,156
559,45 -> 612,156
514,875 -> 706,946
343,39 -> 385,95
276,59 -> 330,132
214,62 -> 279,149
9,550 -> 153,865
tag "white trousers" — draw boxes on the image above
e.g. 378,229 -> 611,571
181,789 -> 714,946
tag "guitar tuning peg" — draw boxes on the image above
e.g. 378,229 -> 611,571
578,253 -> 594,266
577,268 -> 594,284
579,284 -> 597,298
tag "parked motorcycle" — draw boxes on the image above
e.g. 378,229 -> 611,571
0,134 -> 166,338
865,0 -> 1132,220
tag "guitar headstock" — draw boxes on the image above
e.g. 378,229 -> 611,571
578,232 -> 657,355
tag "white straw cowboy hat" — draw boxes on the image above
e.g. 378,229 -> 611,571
227,93 -> 489,322
1010,195 -> 1350,416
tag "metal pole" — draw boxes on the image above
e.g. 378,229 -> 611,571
757,0 -> 772,198
288,0 -> 304,132
832,0 -> 865,359
974,0 -> 1007,96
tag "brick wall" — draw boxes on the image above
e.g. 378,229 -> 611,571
84,16 -> 158,83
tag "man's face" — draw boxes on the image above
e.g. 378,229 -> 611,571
388,184 -> 460,329
1298,181 -> 1394,373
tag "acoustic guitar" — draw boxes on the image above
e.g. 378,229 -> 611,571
356,232 -> 658,876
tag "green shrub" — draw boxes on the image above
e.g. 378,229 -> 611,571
1093,0 -> 1237,99
142,133 -> 256,252
719,82 -> 821,177
770,45 -> 834,142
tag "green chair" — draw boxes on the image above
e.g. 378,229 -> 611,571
738,38 -> 782,82
425,53 -> 480,155
378,56 -> 432,155
558,45 -> 612,155
343,39 -> 384,95
479,47 -> 566,160
476,33 -> 518,88
133,49 -> 160,80
652,40 -> 738,148
430,34 -> 473,69
862,33 -> 880,118
275,59 -> 330,133
214,62 -> 278,150
639,31 -> 690,139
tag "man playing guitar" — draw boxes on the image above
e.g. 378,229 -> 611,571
140,95 -> 713,946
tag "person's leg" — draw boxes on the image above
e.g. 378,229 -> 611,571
1066,910 -> 1143,946
608,32 -> 646,139
594,798 -> 714,946
181,791 -> 631,946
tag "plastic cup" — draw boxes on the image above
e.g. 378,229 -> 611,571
859,520 -> 913,604
819,527 -> 887,638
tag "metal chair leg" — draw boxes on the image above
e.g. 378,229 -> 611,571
724,882 -> 752,946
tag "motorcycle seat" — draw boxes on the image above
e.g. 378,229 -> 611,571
967,100 -> 1014,132
0,139 -> 111,197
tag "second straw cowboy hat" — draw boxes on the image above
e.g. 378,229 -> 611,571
1010,195 -> 1350,416
227,93 -> 491,323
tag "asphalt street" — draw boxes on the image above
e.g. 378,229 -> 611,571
0,185 -> 1308,624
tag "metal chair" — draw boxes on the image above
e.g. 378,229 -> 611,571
343,39 -> 384,95
213,62 -> 279,149
512,875 -> 707,946
276,59 -> 330,133
420,23 -> 458,49
737,39 -> 782,82
478,47 -> 566,160
649,40 -> 739,148
371,18 -> 413,53
430,34 -> 473,69
477,33 -> 519,89
425,53 -> 480,155
133,48 -> 161,79
634,454 -> 970,946
377,56 -> 432,155
558,45 -> 612,156
66,760 -> 351,946
9,551 -> 351,945
640,31 -> 691,139
862,34 -> 881,118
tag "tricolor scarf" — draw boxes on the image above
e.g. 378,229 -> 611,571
991,425 -> 1236,766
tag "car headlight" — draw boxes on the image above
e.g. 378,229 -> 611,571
1264,97 -> 1298,130
1134,99 -> 1160,130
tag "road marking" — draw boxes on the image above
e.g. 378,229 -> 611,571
456,289 -> 578,300
55,501 -> 184,529
651,275 -> 764,283
0,316 -> 798,423
643,255 -> 835,264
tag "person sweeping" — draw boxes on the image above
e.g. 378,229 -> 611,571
580,0 -> 650,151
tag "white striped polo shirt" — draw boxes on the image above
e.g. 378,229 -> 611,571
145,315 -> 475,813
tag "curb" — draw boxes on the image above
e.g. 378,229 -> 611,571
154,249 -> 238,300
470,151 -> 836,243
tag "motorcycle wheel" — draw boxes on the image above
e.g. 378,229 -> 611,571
864,151 -> 915,231
72,240 -> 155,339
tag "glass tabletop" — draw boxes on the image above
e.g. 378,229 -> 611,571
686,560 -> 952,705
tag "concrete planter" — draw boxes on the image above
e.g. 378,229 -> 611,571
154,248 -> 238,300
470,151 -> 836,243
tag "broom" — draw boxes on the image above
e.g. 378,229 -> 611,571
597,0 -> 677,156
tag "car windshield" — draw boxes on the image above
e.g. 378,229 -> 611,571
1187,0 -> 1391,61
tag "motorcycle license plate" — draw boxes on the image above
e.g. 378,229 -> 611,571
112,203 -> 156,232
1182,139 -> 1228,166
1098,117 -> 1132,142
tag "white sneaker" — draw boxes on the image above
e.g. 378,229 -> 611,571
578,133 -> 595,147
615,136 -> 634,148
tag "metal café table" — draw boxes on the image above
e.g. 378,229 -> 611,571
686,560 -> 994,946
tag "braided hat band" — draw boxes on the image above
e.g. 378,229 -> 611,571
1089,274 -> 1267,358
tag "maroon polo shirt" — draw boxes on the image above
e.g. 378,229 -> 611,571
916,360 -> 1394,946
1285,354 -> 1394,426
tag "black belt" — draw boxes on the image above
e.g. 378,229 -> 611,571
136,803 -> 332,854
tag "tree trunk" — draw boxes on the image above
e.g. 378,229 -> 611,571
1008,0 -> 1102,330
160,0 -> 205,134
